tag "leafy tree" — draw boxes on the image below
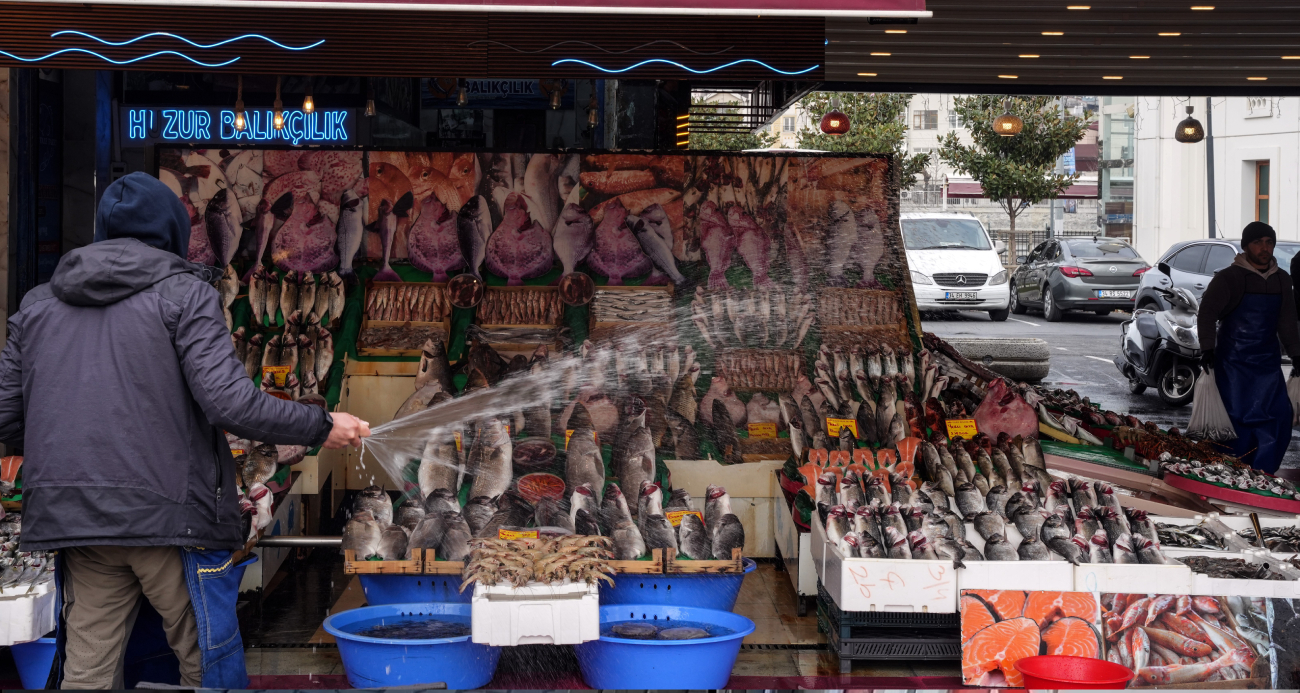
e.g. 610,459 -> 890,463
938,95 -> 1090,237
796,92 -> 929,184
687,99 -> 776,151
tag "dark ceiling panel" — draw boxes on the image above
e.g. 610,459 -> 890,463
827,0 -> 1300,93
0,2 -> 823,80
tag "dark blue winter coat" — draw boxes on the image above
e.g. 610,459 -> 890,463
0,172 -> 331,550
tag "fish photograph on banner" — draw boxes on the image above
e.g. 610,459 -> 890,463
960,590 -> 1102,688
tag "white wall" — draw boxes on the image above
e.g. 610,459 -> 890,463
1134,96 -> 1300,262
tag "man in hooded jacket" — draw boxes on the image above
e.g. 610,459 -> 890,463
0,172 -> 370,688
1198,221 -> 1300,473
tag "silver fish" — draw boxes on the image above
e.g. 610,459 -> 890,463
984,533 -> 1020,561
972,510 -> 1005,541
711,513 -> 744,560
457,195 -> 493,280
955,482 -> 986,518
1017,534 -> 1051,561
418,433 -> 460,499
437,511 -> 473,561
1089,529 -> 1114,563
376,525 -> 410,560
279,270 -> 299,324
1047,535 -> 1084,565
643,513 -> 679,554
633,203 -> 686,284
394,498 -> 426,531
1040,514 -> 1071,542
468,418 -> 512,500
336,189 -> 365,280
1135,535 -> 1169,564
566,429 -> 605,505
408,513 -> 446,558
679,513 -> 712,559
612,517 -> 647,560
460,496 -> 496,536
341,510 -> 382,558
205,187 -> 243,269
242,443 -> 278,487
1113,532 -> 1140,563
885,525 -> 912,559
908,530 -> 939,560
354,485 -> 393,526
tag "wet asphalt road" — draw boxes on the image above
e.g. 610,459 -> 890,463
921,308 -> 1300,469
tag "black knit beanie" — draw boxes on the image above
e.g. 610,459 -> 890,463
1242,221 -> 1276,247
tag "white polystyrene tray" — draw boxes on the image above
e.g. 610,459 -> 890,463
812,514 -> 958,613
0,580 -> 56,647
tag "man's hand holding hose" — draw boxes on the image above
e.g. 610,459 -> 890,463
324,412 -> 371,449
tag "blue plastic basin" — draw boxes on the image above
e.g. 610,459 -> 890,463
574,604 -> 755,689
11,637 -> 56,689
358,574 -> 473,605
323,603 -> 499,689
599,558 -> 756,610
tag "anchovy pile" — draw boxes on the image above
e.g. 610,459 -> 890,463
1156,522 -> 1228,550
691,287 -> 815,350
0,514 -> 56,593
591,288 -> 674,323
364,282 -> 451,324
1161,457 -> 1300,500
476,287 -> 561,325
1238,526 -> 1300,553
1179,556 -> 1284,580
818,287 -> 905,327
250,268 -> 346,328
460,535 -> 615,590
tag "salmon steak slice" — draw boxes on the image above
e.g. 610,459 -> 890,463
1024,591 -> 1097,628
962,595 -> 998,643
962,617 -> 1041,688
1042,616 -> 1102,658
964,589 -> 1027,620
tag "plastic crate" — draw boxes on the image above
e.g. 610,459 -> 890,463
818,600 -> 960,672
817,582 -> 958,630
470,580 -> 599,646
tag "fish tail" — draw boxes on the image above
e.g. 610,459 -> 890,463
374,267 -> 401,282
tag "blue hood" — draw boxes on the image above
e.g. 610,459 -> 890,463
93,171 -> 191,257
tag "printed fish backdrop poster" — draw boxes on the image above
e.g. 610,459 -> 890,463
157,147 -> 919,476
961,590 -> 1276,688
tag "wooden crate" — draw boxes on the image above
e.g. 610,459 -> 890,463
610,548 -> 664,574
357,319 -> 450,356
664,547 -> 744,574
422,558 -> 466,575
343,548 -> 424,575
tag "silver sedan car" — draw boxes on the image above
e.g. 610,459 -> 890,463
1010,237 -> 1149,321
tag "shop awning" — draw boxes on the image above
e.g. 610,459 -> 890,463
57,0 -> 929,16
946,182 -> 1098,200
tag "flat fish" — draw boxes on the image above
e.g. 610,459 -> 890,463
659,627 -> 709,640
698,201 -> 735,289
585,199 -> 652,285
407,193 -> 464,281
485,192 -> 554,285
552,202 -> 595,275
183,197 -> 216,266
726,203 -> 772,287
612,623 -> 659,639
273,197 -> 338,273
299,150 -> 362,207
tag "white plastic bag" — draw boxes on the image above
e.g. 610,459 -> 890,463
1186,368 -> 1237,442
1288,375 -> 1300,426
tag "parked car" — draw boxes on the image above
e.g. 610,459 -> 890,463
1010,237 -> 1149,322
901,213 -> 1011,322
1135,238 -> 1300,312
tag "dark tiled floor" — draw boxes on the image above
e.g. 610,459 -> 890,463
239,547 -> 351,647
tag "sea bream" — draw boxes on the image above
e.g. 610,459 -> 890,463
456,195 -> 493,280
552,203 -> 595,276
467,418 -> 512,500
373,192 -> 414,282
566,428 -> 605,505
485,192 -> 554,285
418,432 -> 461,499
407,193 -> 465,281
182,196 -> 216,266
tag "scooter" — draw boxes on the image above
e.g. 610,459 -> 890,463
1113,286 -> 1202,406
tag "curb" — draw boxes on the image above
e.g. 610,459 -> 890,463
943,337 -> 1051,382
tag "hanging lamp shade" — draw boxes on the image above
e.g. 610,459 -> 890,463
1175,105 -> 1205,143
820,96 -> 850,136
993,98 -> 1023,137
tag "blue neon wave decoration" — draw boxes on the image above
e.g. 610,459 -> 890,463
0,47 -> 239,67
52,30 -> 324,51
552,57 -> 819,75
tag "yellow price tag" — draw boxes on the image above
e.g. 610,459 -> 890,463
747,422 -> 777,439
454,431 -> 462,452
946,418 -> 979,439
262,365 -> 291,387
665,510 -> 704,527
565,429 -> 597,449
827,418 -> 858,438
229,449 -> 246,458
498,528 -> 539,540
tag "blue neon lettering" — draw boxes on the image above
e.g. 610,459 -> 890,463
128,109 -> 147,139
126,108 -> 350,142
160,109 -> 179,140
196,110 -> 212,140
286,110 -> 303,145
334,111 -> 348,141
219,110 -> 234,139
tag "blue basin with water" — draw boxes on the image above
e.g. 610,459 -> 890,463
599,558 -> 756,610
323,603 -> 499,689
11,637 -> 56,689
574,604 -> 755,689
358,574 -> 472,605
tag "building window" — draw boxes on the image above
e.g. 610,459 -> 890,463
782,116 -> 795,132
949,112 -> 960,128
1257,161 -> 1271,224
913,110 -> 938,130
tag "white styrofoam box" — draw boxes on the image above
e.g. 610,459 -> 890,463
1074,563 -> 1193,594
773,497 -> 816,597
471,580 -> 599,646
0,580 -> 56,647
812,513 -> 958,613
1189,572 -> 1280,598
959,560 -> 1074,592
1151,513 -> 1300,555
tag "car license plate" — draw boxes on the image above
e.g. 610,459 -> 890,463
1097,290 -> 1131,299
945,292 -> 978,300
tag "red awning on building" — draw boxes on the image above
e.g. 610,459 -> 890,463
945,182 -> 1098,200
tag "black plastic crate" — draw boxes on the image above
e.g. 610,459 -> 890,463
819,601 -> 961,671
817,581 -> 960,630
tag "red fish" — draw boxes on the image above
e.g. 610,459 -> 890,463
698,200 -> 735,289
583,198 -> 650,285
1141,627 -> 1213,657
1192,596 -> 1220,614
1158,612 -> 1212,645
1146,594 -> 1175,625
407,193 -> 463,282
1138,648 -> 1253,685
1175,595 -> 1192,615
1111,597 -> 1151,641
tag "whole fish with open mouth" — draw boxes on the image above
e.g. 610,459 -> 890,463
335,188 -> 365,281
485,192 -> 553,285
374,192 -> 414,282
601,482 -> 634,532
456,195 -> 493,280
408,193 -> 465,281
633,203 -> 686,284
467,418 -> 512,500
1089,529 -> 1114,563
574,508 -> 602,536
1113,532 -> 1140,563
569,483 -> 600,528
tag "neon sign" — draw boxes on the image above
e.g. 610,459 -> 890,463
121,107 -> 354,145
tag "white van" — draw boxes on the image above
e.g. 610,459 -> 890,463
901,212 -> 1011,322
